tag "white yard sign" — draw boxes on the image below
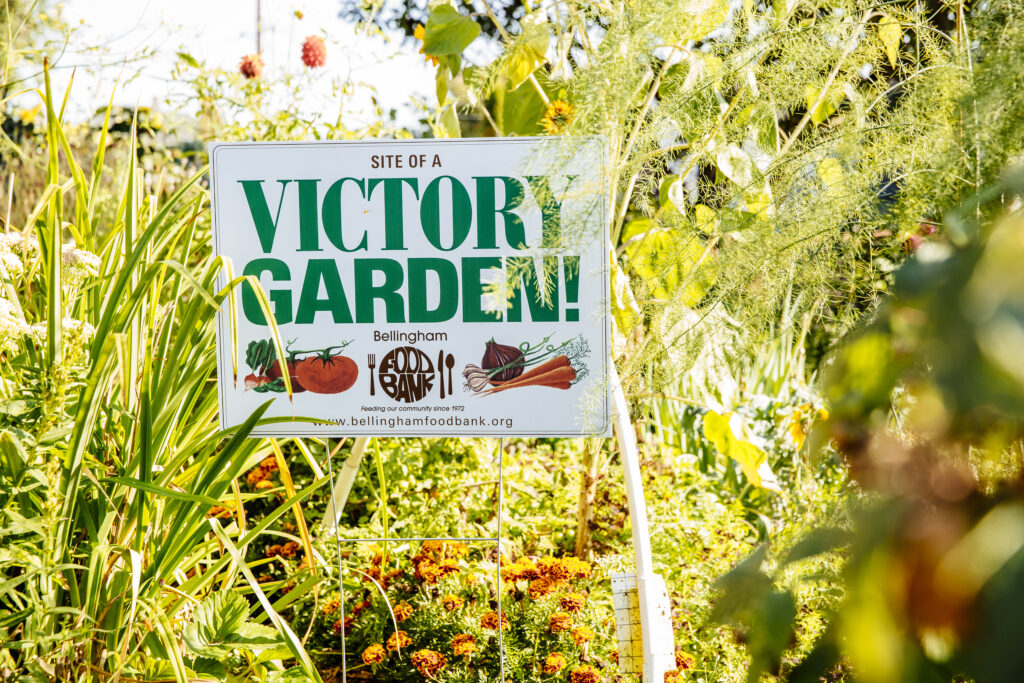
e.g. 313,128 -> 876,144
211,138 -> 609,437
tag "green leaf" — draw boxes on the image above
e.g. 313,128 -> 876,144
423,5 -> 481,56
183,591 -> 250,658
176,52 -> 200,69
784,528 -> 852,564
715,143 -> 756,188
703,411 -> 781,492
878,14 -> 902,69
804,84 -> 837,126
502,13 -> 550,89
440,104 -> 461,138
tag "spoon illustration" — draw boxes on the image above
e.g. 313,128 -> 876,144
446,353 -> 455,395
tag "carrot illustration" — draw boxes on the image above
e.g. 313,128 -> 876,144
483,365 -> 577,395
488,355 -> 571,387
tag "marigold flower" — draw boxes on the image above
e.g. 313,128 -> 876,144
451,632 -> 476,656
529,577 -> 555,599
239,53 -> 264,79
571,626 -> 594,645
394,601 -> 413,622
352,599 -> 371,616
442,594 -> 464,611
570,664 -> 601,683
539,557 -> 571,582
362,643 -> 386,665
321,598 -> 340,616
246,467 -> 267,486
301,35 -> 327,68
664,670 -> 683,683
561,592 -> 586,613
675,650 -> 695,670
279,541 -> 301,558
543,652 -> 568,674
411,649 -> 447,677
542,100 -> 575,135
413,24 -> 441,67
386,630 -> 412,651
480,610 -> 509,631
259,456 -> 279,472
549,612 -> 572,633
332,616 -> 353,634
415,559 -> 442,584
519,558 -> 540,580
254,479 -> 274,490
501,563 -> 524,582
438,558 -> 460,578
562,557 -> 591,579
265,544 -> 282,558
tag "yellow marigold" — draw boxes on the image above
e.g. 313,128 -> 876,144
352,599 -> 371,616
664,670 -> 683,683
539,557 -> 571,583
675,650 -> 695,670
332,616 -> 353,634
480,610 -> 509,631
451,632 -> 476,656
570,664 -> 601,683
519,558 -> 540,580
501,563 -> 524,582
254,479 -> 274,490
542,100 -> 575,135
265,544 -> 282,558
561,592 -> 586,613
562,557 -> 591,579
411,648 -> 447,677
438,558 -> 460,578
321,598 -> 340,616
279,541 -> 300,558
362,643 -> 386,665
246,467 -> 266,486
259,456 -> 279,472
415,559 -> 442,584
549,612 -> 572,633
543,652 -> 568,674
413,24 -> 441,67
394,601 -> 413,622
571,626 -> 594,645
386,630 -> 412,652
442,594 -> 464,611
528,577 -> 555,599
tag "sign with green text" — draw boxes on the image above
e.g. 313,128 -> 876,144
211,138 -> 609,437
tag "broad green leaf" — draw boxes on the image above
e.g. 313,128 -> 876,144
440,104 -> 461,138
878,15 -> 902,69
494,77 -> 548,135
715,144 -> 756,188
804,84 -> 837,125
176,52 -> 199,69
693,204 -> 719,235
423,5 -> 481,56
183,591 -> 249,657
703,411 -> 781,492
818,157 -> 843,193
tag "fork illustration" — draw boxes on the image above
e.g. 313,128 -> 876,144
368,354 -> 376,396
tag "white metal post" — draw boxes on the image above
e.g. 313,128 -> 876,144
611,363 -> 674,681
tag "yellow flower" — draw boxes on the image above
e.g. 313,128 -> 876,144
451,632 -> 476,656
414,24 -> 441,67
562,556 -> 591,579
539,557 -> 571,582
561,592 -> 586,613
387,630 -> 412,651
442,594 -> 464,611
542,100 -> 575,135
394,601 -> 413,622
675,650 -> 696,670
665,670 -> 683,683
362,643 -> 386,665
321,598 -> 340,616
571,626 -> 594,645
529,577 -> 556,599
543,652 -> 567,673
411,649 -> 447,677
570,664 -> 601,683
549,612 -> 572,633
481,610 -> 509,630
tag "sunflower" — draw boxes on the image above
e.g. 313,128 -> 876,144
542,100 -> 575,135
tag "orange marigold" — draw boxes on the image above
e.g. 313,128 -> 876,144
543,652 -> 567,674
415,559 -> 442,584
664,670 -> 683,683
528,577 -> 556,599
352,599 -> 371,616
394,602 -> 413,622
519,558 -> 540,580
254,479 -> 274,490
570,664 -> 601,683
362,643 -> 386,665
279,541 -> 301,558
300,35 -> 327,68
480,611 -> 509,631
239,53 -> 264,79
442,594 -> 464,611
571,626 -> 594,645
410,649 -> 447,677
539,557 -> 570,582
386,630 -> 412,652
561,592 -> 586,613
321,598 -> 340,616
562,557 -> 591,579
438,558 -> 460,578
450,633 -> 476,656
259,456 -> 279,472
549,612 -> 572,633
332,616 -> 354,634
501,563 -> 524,582
675,650 -> 695,670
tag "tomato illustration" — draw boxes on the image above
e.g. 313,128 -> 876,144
267,359 -> 307,392
295,355 -> 359,394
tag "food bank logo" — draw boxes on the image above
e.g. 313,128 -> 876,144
373,346 -> 454,403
